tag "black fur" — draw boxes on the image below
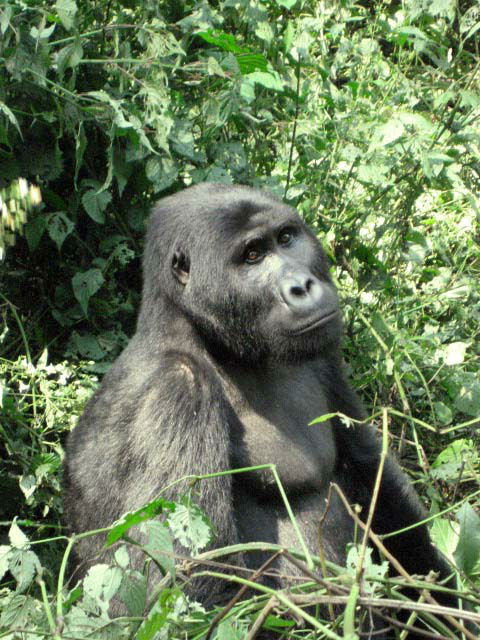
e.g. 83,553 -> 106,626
64,183 -> 464,635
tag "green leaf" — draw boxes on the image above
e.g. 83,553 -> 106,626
56,0 -> 77,31
245,70 -> 284,91
197,30 -> 247,55
8,549 -> 40,592
0,100 -> 21,135
309,412 -> 337,425
454,504 -> 480,576
117,571 -> 148,617
430,518 -> 459,561
145,156 -> 179,193
71,268 -> 104,316
81,187 -> 111,224
57,41 -> 83,78
24,215 -> 46,251
168,497 -> 212,554
106,498 -> 174,546
71,332 -> 106,359
276,0 -> 298,8
83,564 -> 123,609
9,522 -> 29,549
140,520 -> 175,577
46,211 -> 74,250
0,546 -> 11,581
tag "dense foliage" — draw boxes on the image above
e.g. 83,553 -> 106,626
0,0 -> 479,637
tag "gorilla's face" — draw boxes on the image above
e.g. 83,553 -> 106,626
168,187 -> 342,365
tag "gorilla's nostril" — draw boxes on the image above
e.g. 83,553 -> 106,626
291,284 -> 306,297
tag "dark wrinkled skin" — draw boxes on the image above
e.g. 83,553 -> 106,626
64,183 -> 471,638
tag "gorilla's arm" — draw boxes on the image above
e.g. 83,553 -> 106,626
65,349 -> 239,592
317,358 -> 452,581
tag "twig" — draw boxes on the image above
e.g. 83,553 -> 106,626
330,483 -> 477,640
246,596 -> 279,640
205,551 -> 282,640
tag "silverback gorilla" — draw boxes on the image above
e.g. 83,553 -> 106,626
64,183 -> 462,635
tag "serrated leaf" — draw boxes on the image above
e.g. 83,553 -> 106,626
57,40 -> 83,78
357,163 -> 390,185
81,188 -> 111,224
454,504 -> 480,576
197,30 -> 247,54
106,498 -> 174,546
118,571 -> 148,617
140,520 -> 175,577
246,70 -> 284,91
19,475 -> 37,501
9,522 -> 29,549
83,564 -> 123,610
56,0 -> 77,31
72,332 -> 106,359
72,268 -> 104,316
430,517 -> 459,561
9,549 -> 40,591
168,498 -> 212,554
368,119 -> 404,151
236,53 -> 268,74
46,211 -> 74,250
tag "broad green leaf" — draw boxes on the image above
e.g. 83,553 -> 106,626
168,497 -> 212,554
117,571 -> 148,617
83,564 -> 123,609
140,520 -> 175,577
24,215 -> 46,251
0,100 -> 21,134
71,332 -> 106,359
56,0 -> 77,31
106,498 -> 174,546
9,522 -> 29,549
430,518 -> 459,561
57,41 -> 83,77
276,0 -> 297,8
8,549 -> 41,591
81,187 -> 111,224
454,504 -> 480,576
197,30 -> 247,54
71,268 -> 104,316
245,70 -> 284,91
46,211 -> 74,250
368,119 -> 404,151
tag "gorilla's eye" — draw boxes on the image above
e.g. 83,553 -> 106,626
244,245 -> 264,264
278,229 -> 294,246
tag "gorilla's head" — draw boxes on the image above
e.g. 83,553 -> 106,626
141,183 -> 342,364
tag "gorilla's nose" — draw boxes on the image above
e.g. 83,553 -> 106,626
280,272 -> 323,315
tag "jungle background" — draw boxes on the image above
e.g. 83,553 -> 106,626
0,0 -> 479,638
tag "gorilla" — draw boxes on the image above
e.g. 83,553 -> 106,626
64,183 -> 467,636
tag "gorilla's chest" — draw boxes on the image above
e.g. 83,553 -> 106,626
221,364 -> 336,493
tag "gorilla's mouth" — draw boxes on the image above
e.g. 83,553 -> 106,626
290,309 -> 339,336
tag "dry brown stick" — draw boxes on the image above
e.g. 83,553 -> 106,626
330,482 -> 477,640
287,593 -> 480,623
246,596 -> 279,640
205,551 -> 283,640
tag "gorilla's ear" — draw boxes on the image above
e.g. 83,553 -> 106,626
171,248 -> 190,285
